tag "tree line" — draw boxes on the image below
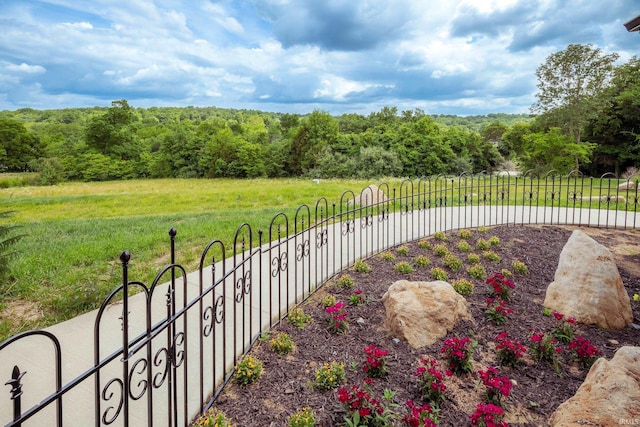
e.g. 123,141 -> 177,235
0,44 -> 638,185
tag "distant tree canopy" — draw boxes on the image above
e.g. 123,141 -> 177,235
1,46 -> 638,183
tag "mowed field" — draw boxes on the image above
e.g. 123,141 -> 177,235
0,177 -> 377,339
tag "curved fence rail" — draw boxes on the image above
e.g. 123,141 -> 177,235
1,173 -> 639,426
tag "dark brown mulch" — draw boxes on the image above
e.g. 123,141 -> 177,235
213,225 -> 640,427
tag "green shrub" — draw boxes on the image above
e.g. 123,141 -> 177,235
467,253 -> 481,264
483,251 -> 501,263
501,268 -> 513,278
417,239 -> 432,250
476,238 -> 491,251
354,259 -> 371,273
512,260 -> 529,275
431,267 -> 449,281
443,254 -> 463,271
320,294 -> 337,308
488,236 -> 500,246
394,261 -> 414,274
456,240 -> 472,252
335,274 -> 356,289
396,245 -> 409,256
380,251 -> 396,262
287,307 -> 312,328
433,244 -> 449,256
414,255 -> 431,268
314,361 -> 346,390
433,231 -> 447,241
193,408 -> 233,427
467,264 -> 487,280
234,355 -> 263,386
270,332 -> 295,354
452,279 -> 474,296
288,407 -> 316,427
458,229 -> 472,240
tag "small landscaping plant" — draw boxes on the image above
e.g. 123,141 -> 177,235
433,244 -> 449,256
433,231 -> 447,241
193,408 -> 234,427
469,403 -> 508,427
380,251 -> 396,262
287,307 -> 313,328
528,330 -> 561,373
270,332 -> 295,354
476,238 -> 491,251
414,357 -> 447,406
568,336 -> 600,369
551,311 -> 577,343
348,289 -> 365,306
467,264 -> 486,279
500,268 -> 513,278
485,298 -> 513,325
320,294 -> 337,308
482,251 -> 501,263
234,355 -> 263,386
402,401 -> 437,427
457,240 -> 472,252
443,254 -> 463,271
488,236 -> 500,246
288,407 -> 316,427
451,278 -> 474,296
477,366 -> 512,407
441,336 -> 474,375
336,274 -> 356,289
337,380 -> 398,427
458,229 -> 472,239
354,259 -> 372,273
326,301 -> 349,334
395,261 -> 414,274
397,245 -> 410,256
467,253 -> 481,265
414,255 -> 431,268
417,239 -> 432,250
430,267 -> 449,281
494,331 -> 527,367
486,273 -> 515,301
511,260 -> 528,275
362,344 -> 389,378
314,361 -> 346,390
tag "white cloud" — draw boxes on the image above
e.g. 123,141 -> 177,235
5,63 -> 46,74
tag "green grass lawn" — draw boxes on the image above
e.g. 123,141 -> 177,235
0,177 -> 378,339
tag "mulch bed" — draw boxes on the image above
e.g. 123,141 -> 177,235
212,225 -> 640,426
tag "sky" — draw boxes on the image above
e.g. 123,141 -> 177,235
0,1 -> 638,116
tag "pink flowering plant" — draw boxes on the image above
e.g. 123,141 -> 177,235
401,401 -> 437,427
568,336 -> 600,369
469,403 -> 509,427
484,298 -> 513,325
414,357 -> 447,406
362,344 -> 389,378
477,366 -> 512,407
441,336 -> 475,375
326,301 -> 349,334
551,311 -> 577,343
494,332 -> 526,367
528,330 -> 562,373
337,379 -> 398,427
485,273 -> 515,301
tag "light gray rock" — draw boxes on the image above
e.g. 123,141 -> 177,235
382,280 -> 473,349
544,230 -> 633,329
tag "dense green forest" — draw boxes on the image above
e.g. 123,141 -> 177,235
0,45 -> 638,184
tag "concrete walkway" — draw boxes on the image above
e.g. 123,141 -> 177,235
1,205 -> 638,426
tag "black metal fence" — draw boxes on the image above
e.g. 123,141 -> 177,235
1,172 -> 639,426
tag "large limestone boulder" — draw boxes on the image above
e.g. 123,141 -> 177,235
348,184 -> 387,206
544,230 -> 633,329
550,346 -> 640,426
382,280 -> 472,349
